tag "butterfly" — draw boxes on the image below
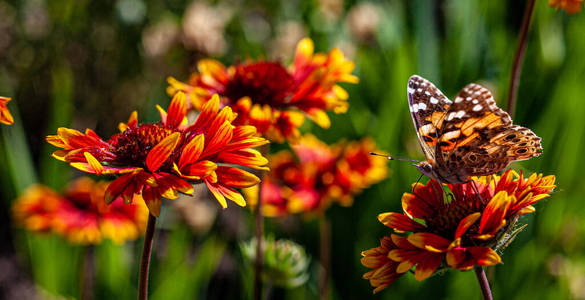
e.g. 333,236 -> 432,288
406,75 -> 542,184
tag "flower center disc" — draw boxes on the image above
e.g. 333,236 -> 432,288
224,62 -> 294,107
109,123 -> 180,170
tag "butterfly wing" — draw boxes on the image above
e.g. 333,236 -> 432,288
435,83 -> 542,176
407,75 -> 452,161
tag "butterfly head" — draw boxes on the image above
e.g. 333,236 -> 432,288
415,161 -> 434,178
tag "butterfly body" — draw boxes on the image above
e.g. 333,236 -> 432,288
407,75 -> 542,184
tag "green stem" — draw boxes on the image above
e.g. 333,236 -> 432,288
138,214 -> 157,300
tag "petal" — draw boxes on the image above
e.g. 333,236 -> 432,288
203,121 -> 233,157
84,152 -> 104,175
414,253 -> 443,281
455,212 -> 481,239
477,191 -> 512,239
146,132 -> 181,172
178,134 -> 204,169
216,166 -> 261,188
216,149 -> 269,170
142,186 -> 162,217
378,212 -> 425,232
192,94 -> 220,130
179,160 -> 217,179
166,92 -> 188,128
105,173 -> 141,204
407,233 -> 451,252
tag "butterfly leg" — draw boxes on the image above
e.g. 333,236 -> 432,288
469,179 -> 485,203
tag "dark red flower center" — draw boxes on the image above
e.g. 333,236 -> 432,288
109,123 -> 181,170
426,201 -> 476,239
224,62 -> 294,107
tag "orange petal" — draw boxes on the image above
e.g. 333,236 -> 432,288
203,121 -> 233,157
216,166 -> 260,188
193,94 -> 220,129
179,134 -> 204,169
146,132 -> 181,172
166,92 -> 188,128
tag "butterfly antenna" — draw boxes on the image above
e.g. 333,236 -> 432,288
410,173 -> 428,202
369,152 -> 420,163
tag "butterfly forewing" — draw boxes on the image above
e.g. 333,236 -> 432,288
432,82 -> 542,178
407,75 -> 452,161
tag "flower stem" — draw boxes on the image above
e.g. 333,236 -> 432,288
474,266 -> 493,300
79,246 -> 93,300
319,216 -> 331,300
254,144 -> 269,300
253,200 -> 263,300
506,0 -> 536,117
138,214 -> 157,300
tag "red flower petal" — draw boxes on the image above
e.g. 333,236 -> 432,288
407,233 -> 451,252
477,191 -> 512,240
378,212 -> 425,232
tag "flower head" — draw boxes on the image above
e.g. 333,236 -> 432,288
167,38 -> 358,142
549,0 -> 583,13
12,177 -> 148,245
47,93 -> 269,216
250,135 -> 387,216
0,96 -> 14,125
361,170 -> 555,293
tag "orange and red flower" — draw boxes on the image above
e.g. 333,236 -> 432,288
361,170 -> 555,293
47,93 -> 269,217
0,96 -> 14,125
549,0 -> 583,13
167,38 -> 358,142
12,177 -> 148,245
250,134 -> 387,216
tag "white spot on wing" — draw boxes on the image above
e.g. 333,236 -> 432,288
473,104 -> 483,111
407,87 -> 415,94
425,91 -> 431,96
417,88 -> 423,92
412,103 -> 419,112
430,97 -> 439,104
466,97 -> 472,101
472,99 -> 478,104
455,110 -> 466,118
454,97 -> 463,103
446,112 -> 455,121
418,103 -> 427,110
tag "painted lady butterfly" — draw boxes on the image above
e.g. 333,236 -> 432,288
407,75 -> 542,184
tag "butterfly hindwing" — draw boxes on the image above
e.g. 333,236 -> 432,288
407,75 -> 452,161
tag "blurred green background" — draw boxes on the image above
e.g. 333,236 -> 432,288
0,0 -> 583,299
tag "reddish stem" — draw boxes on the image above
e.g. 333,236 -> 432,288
319,216 -> 331,300
507,0 -> 537,117
138,214 -> 157,300
474,266 -> 493,300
